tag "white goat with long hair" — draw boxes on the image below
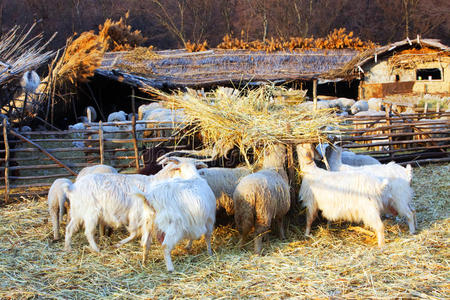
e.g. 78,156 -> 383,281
62,159 -> 205,255
297,143 -> 390,247
324,145 -> 416,234
133,157 -> 216,271
47,178 -> 72,240
47,165 -> 118,241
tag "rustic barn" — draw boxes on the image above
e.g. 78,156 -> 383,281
339,38 -> 450,99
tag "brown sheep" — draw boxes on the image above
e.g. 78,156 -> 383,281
233,144 -> 290,254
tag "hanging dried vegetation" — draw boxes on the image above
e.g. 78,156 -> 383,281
213,28 -> 376,53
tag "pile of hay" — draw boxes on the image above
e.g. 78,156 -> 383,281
0,163 -> 447,298
144,85 -> 338,161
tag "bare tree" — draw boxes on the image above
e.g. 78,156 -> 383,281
402,0 -> 419,38
150,0 -> 188,47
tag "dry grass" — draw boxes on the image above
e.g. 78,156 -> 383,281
144,85 -> 337,162
98,14 -> 147,52
114,47 -> 160,75
49,31 -> 107,87
0,163 -> 448,298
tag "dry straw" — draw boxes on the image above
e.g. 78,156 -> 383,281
0,163 -> 448,298
143,85 -> 339,162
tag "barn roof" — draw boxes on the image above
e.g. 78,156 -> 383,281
329,38 -> 450,78
95,48 -> 359,89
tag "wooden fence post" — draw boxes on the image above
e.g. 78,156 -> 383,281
286,143 -> 297,208
131,88 -> 140,170
99,121 -> 104,165
3,119 -> 9,203
385,104 -> 394,160
313,78 -> 318,111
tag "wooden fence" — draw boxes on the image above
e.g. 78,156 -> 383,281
0,111 -> 449,201
0,119 -> 191,201
337,110 -> 449,164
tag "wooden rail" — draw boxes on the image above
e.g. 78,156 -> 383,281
0,113 -> 448,200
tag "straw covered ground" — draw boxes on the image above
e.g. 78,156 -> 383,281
0,163 -> 448,298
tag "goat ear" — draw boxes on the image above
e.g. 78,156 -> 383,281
195,161 -> 208,169
158,156 -> 181,166
167,166 -> 181,177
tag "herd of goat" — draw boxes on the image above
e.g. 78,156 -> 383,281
47,142 -> 415,272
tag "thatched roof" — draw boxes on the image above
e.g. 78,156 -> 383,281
328,38 -> 450,79
0,24 -> 55,86
95,49 -> 359,89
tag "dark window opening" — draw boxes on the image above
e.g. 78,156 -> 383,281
395,74 -> 400,81
416,68 -> 441,80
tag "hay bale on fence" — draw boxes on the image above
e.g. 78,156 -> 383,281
143,85 -> 339,163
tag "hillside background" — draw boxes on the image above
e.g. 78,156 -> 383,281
1,0 -> 449,50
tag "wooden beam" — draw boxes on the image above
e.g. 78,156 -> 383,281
7,129 -> 78,176
313,78 -> 318,111
131,88 -> 140,169
99,121 -> 104,165
3,119 -> 10,203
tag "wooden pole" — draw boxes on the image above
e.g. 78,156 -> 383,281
286,144 -> 297,208
8,129 -> 78,176
3,119 -> 9,203
99,121 -> 104,165
313,79 -> 318,111
21,92 -> 29,123
131,88 -> 140,169
385,103 -> 394,160
34,116 -> 61,131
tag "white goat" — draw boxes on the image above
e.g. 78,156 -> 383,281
20,70 -> 40,93
133,157 -> 216,271
68,123 -> 86,148
198,167 -> 251,215
336,98 -> 356,112
341,150 -> 381,166
324,145 -> 416,234
62,159 -> 203,254
85,106 -> 97,122
142,107 -> 186,138
297,143 -> 390,247
107,111 -> 127,123
368,98 -> 383,111
48,178 -> 72,240
138,102 -> 163,120
48,165 -> 118,241
316,143 -> 380,167
233,144 -> 290,254
350,100 -> 369,115
76,164 -> 118,182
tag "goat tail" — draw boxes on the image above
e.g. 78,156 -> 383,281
129,188 -> 155,213
406,164 -> 413,183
